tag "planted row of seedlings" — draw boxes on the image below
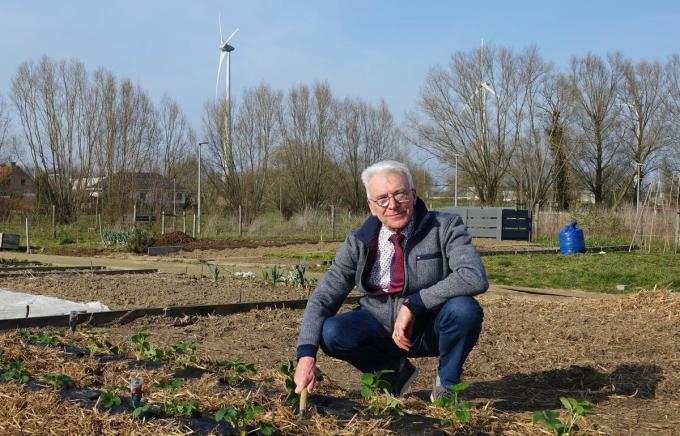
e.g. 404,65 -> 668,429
0,317 -> 595,435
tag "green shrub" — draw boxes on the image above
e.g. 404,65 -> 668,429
59,237 -> 75,245
126,229 -> 156,253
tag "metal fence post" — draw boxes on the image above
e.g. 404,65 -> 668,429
331,204 -> 335,240
161,211 -> 165,235
51,205 -> 56,239
25,217 -> 30,254
238,205 -> 243,236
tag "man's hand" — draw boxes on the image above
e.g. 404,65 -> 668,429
294,356 -> 317,394
392,304 -> 415,351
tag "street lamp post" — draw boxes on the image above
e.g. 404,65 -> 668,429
454,153 -> 462,207
620,102 -> 643,213
636,161 -> 642,214
198,142 -> 209,235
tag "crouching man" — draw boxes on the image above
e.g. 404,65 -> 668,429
294,160 -> 488,401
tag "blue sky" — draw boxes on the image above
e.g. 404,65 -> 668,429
2,0 -> 679,171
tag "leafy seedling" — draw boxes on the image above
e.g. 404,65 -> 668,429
18,329 -> 65,347
208,263 -> 221,282
360,369 -> 402,416
215,399 -> 274,436
83,329 -> 120,357
279,359 -> 300,405
42,373 -> 74,389
288,261 -> 307,288
164,398 -> 199,417
2,361 -> 32,384
97,385 -> 130,409
132,404 -> 152,419
215,358 -> 257,387
533,397 -> 594,436
131,327 -> 163,361
262,265 -> 285,286
433,382 -> 473,427
99,391 -> 122,409
165,341 -> 197,368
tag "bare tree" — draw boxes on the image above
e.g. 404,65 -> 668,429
506,47 -> 555,208
334,98 -> 401,211
204,83 -> 282,222
408,45 -> 523,205
157,94 -> 195,178
10,56 -> 101,222
93,69 -> 157,217
541,73 -> 577,209
610,58 -> 672,207
0,93 -> 11,162
278,82 -> 336,209
569,53 -> 623,205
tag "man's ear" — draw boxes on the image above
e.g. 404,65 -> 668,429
368,202 -> 377,216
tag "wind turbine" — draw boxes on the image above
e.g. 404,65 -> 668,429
215,15 -> 238,175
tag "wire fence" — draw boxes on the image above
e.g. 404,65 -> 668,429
2,202 -> 678,253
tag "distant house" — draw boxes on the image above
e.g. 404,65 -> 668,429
0,162 -> 36,210
85,172 -> 189,212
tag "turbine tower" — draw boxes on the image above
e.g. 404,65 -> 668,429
215,15 -> 238,174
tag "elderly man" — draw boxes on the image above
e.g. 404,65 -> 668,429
294,160 -> 487,401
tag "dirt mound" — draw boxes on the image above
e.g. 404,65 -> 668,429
152,231 -> 194,247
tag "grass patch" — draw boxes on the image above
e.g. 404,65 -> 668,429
483,252 -> 679,293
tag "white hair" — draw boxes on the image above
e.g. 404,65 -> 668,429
361,160 -> 414,197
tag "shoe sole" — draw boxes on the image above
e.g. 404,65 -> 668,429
398,367 -> 419,396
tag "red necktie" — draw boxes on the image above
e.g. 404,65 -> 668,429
388,233 -> 405,293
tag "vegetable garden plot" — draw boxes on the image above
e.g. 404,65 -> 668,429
0,327 -> 459,435
1,290 -> 679,435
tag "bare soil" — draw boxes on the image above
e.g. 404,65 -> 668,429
0,268 -> 678,434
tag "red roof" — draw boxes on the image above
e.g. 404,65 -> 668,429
0,166 -> 13,181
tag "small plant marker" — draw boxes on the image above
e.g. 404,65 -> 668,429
130,377 -> 143,408
68,311 -> 78,333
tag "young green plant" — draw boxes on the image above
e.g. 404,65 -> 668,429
42,373 -> 74,389
214,358 -> 257,387
130,327 -> 163,361
83,329 -> 120,357
279,359 -> 299,405
164,398 -> 199,417
432,382 -> 473,427
208,263 -> 221,282
215,399 -> 275,436
97,385 -> 130,409
165,341 -> 197,368
360,369 -> 403,416
2,360 -> 32,384
533,397 -> 594,436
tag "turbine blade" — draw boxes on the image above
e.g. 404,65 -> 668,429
216,52 -> 226,98
225,28 -> 239,44
481,82 -> 496,95
219,14 -> 224,43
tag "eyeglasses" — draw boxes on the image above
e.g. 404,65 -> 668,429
368,190 -> 412,208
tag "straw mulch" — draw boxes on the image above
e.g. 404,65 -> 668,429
1,290 -> 679,435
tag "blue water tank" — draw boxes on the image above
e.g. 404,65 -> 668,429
559,221 -> 586,254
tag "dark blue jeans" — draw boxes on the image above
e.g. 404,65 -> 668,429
320,296 -> 483,389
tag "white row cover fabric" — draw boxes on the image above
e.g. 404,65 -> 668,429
0,289 -> 110,320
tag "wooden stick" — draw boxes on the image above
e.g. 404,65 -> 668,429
299,388 -> 308,416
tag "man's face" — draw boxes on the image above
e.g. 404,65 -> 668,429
366,172 -> 416,233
